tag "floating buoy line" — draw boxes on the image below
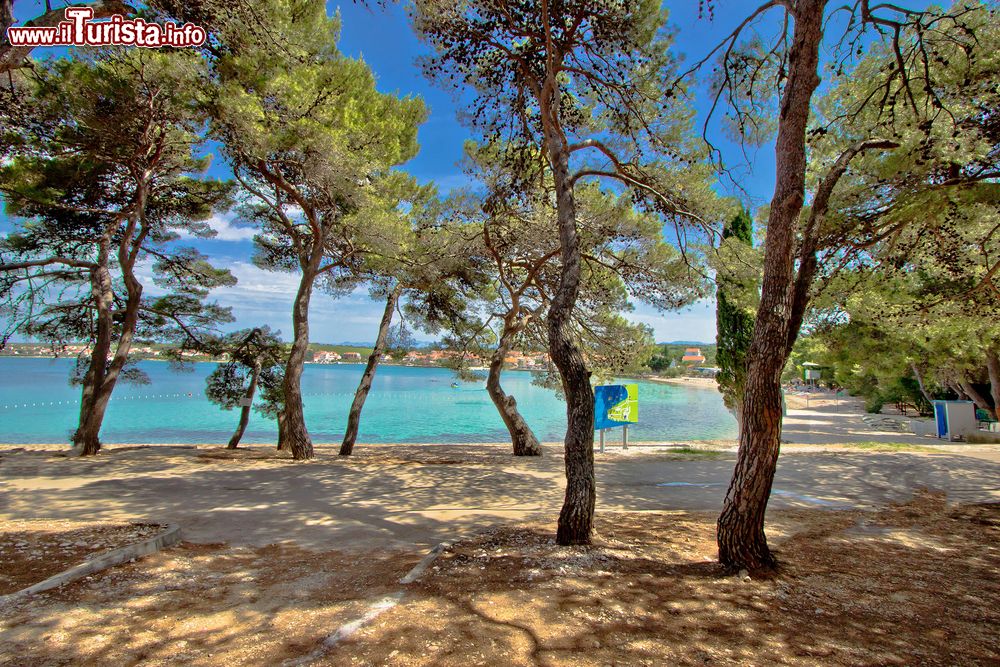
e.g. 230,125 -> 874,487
1,386 -> 488,411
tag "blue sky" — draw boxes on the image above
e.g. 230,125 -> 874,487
5,1 -> 794,345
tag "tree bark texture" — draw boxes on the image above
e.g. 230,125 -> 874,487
488,322 -> 542,457
228,362 -> 261,449
947,378 -> 969,401
340,286 -> 399,456
276,411 -> 289,451
959,375 -> 993,417
73,250 -> 115,456
545,137 -> 595,546
73,213 -> 144,456
909,363 -> 934,408
279,267 -> 316,460
717,0 -> 825,571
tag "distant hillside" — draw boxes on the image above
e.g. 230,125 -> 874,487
312,340 -> 437,350
657,340 -> 712,346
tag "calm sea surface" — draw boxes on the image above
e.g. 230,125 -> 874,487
0,358 -> 737,445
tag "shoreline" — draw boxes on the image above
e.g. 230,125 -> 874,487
4,439 -> 996,457
644,376 -> 720,390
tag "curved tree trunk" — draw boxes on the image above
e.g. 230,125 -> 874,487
986,351 -> 1000,420
73,220 -> 143,456
340,286 -> 400,456
717,1 -> 824,572
959,374 -> 993,417
487,324 -> 541,457
228,362 -> 261,449
545,136 -> 595,546
279,268 -> 316,460
73,255 -> 114,456
910,362 -> 934,407
947,377 -> 969,400
486,322 -> 542,456
75,377 -> 121,457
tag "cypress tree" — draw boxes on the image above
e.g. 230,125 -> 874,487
715,208 -> 756,428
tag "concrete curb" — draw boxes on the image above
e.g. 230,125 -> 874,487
400,541 -> 451,584
0,523 -> 182,606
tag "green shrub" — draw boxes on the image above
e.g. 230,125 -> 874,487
865,396 -> 884,414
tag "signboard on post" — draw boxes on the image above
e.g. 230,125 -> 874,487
594,384 -> 638,430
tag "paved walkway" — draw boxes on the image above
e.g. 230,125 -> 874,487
1,443 -> 998,550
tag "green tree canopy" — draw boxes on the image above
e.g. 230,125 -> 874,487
0,49 -> 235,455
209,0 -> 427,459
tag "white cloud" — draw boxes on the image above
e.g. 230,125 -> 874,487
203,214 -> 257,242
176,214 -> 255,243
208,263 -> 391,342
221,262 -> 301,300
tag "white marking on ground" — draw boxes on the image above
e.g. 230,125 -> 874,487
656,482 -> 723,488
284,541 -> 451,665
323,593 -> 403,647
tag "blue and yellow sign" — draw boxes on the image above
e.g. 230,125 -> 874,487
594,384 -> 638,430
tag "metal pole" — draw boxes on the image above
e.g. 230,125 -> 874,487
623,425 -> 628,450
599,428 -> 605,453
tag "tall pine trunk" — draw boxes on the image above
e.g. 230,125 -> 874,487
717,1 -> 824,571
73,288 -> 142,456
74,379 -> 118,457
228,361 -> 261,449
340,286 -> 400,456
73,255 -> 114,456
279,267 -> 316,460
545,138 -> 595,546
276,412 -> 289,451
487,323 -> 541,457
73,200 -> 146,456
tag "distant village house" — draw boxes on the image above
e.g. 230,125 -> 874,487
681,347 -> 706,365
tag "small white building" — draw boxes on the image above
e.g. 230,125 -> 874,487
933,400 -> 977,441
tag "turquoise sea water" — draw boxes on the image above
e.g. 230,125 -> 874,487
0,358 -> 737,445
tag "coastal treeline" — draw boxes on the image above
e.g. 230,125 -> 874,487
1,0 -> 998,572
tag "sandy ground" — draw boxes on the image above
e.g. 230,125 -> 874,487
2,403 -> 999,665
343,494 -> 1000,666
1,437 -> 998,550
642,380 -> 957,448
645,376 -> 720,390
0,520 -> 165,595
0,541 -> 420,665
1,493 -> 995,666
782,399 -> 942,446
